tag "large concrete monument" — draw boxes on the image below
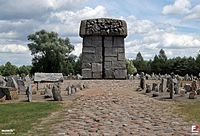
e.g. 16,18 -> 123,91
79,18 -> 127,79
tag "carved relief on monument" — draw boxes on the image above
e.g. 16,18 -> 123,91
80,18 -> 127,37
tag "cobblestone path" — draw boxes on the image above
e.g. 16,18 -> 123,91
29,80 -> 193,136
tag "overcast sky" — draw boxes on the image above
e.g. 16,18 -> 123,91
0,0 -> 200,65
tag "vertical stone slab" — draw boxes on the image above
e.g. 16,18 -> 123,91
161,78 -> 167,92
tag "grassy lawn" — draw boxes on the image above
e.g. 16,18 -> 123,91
0,102 -> 61,135
176,101 -> 200,123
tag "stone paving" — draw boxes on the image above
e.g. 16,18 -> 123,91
29,80 -> 193,136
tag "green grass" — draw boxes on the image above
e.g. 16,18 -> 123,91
176,101 -> 200,123
0,102 -> 61,135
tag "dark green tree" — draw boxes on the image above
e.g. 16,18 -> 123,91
133,52 -> 148,73
0,65 -> 3,75
196,51 -> 200,73
18,65 -> 32,77
73,54 -> 82,75
158,49 -> 167,61
27,30 -> 74,74
136,52 -> 143,61
1,62 -> 18,76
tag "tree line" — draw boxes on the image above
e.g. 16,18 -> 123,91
0,62 -> 31,77
130,49 -> 200,76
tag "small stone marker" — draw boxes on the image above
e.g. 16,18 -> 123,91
174,78 -> 179,94
67,86 -> 72,95
17,79 -> 26,93
189,91 -> 196,99
44,84 -> 53,98
27,84 -> 32,102
140,72 -> 145,90
145,84 -> 151,93
152,92 -> 159,97
180,89 -> 186,97
160,78 -> 167,92
191,80 -> 198,91
152,83 -> 158,91
71,85 -> 76,94
52,85 -> 62,101
169,77 -> 174,99
152,84 -> 159,97
196,89 -> 200,95
184,84 -> 192,92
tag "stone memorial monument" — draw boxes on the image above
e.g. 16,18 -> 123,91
79,18 -> 127,79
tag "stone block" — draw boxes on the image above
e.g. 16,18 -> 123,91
104,61 -> 112,69
152,92 -> 159,97
92,72 -> 102,78
146,84 -> 151,93
68,86 -> 72,95
93,36 -> 102,47
184,84 -> 191,92
104,37 -> 113,47
92,63 -> 102,72
82,69 -> 92,79
83,36 -> 93,47
117,53 -> 125,61
118,48 -> 124,53
44,88 -> 53,98
160,78 -> 167,92
104,48 -> 117,57
95,55 -> 103,63
189,92 -> 197,99
71,87 -> 76,94
113,37 -> 124,47
104,69 -> 114,79
82,47 -> 95,53
82,53 -> 95,63
95,47 -> 102,55
114,69 -> 127,79
180,89 -> 185,97
52,86 -> 62,101
82,63 -> 91,69
105,56 -> 117,62
112,61 -> 126,69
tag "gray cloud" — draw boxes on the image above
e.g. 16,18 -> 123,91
0,0 -> 89,20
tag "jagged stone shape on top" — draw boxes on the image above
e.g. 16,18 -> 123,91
79,18 -> 127,37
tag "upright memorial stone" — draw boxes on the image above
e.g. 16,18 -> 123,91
140,72 -> 145,90
26,84 -> 32,102
160,78 -> 167,92
52,84 -> 62,101
80,18 -> 127,79
169,77 -> 174,99
189,80 -> 198,99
